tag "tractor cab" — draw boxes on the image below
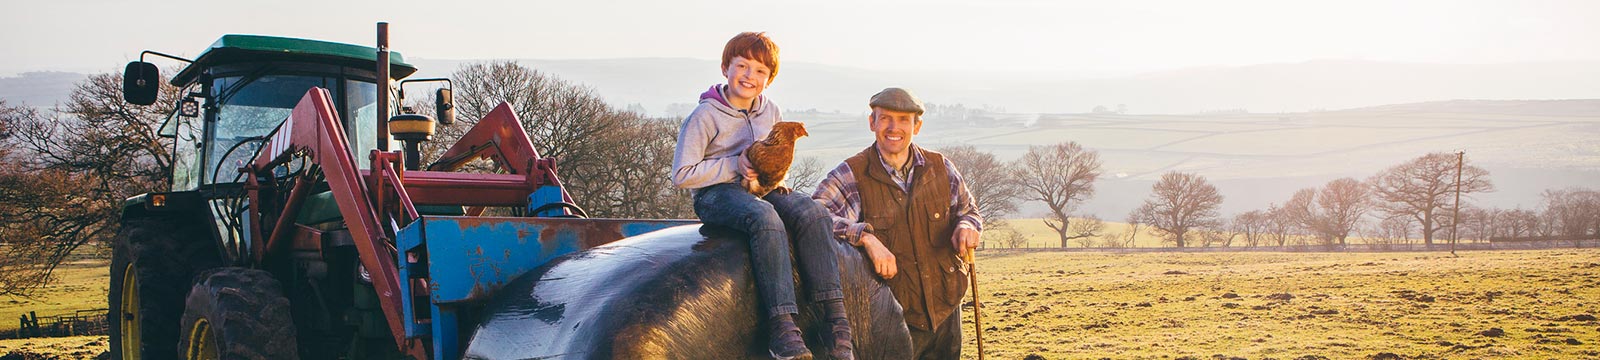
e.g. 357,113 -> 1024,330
124,34 -> 418,191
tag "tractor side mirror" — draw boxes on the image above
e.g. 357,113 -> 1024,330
123,61 -> 160,106
435,88 -> 454,125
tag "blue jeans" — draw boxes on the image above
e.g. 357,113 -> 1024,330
694,183 -> 845,317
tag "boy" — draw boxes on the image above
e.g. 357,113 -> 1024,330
670,32 -> 854,360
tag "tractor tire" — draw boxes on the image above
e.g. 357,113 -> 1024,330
109,219 -> 221,360
178,267 -> 300,360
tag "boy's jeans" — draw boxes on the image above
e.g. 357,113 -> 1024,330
694,182 -> 846,317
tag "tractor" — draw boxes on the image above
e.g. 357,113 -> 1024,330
109,23 -> 907,360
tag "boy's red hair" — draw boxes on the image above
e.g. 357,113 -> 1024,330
721,32 -> 780,82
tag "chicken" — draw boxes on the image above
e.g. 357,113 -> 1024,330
744,121 -> 808,197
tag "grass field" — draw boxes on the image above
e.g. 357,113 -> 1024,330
957,249 -> 1600,359
1,259 -> 110,334
0,335 -> 105,359
3,243 -> 1596,359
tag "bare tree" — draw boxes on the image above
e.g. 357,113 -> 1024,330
1196,219 -> 1239,248
1540,187 -> 1600,240
1457,206 -> 1493,242
1264,204 -> 1297,247
1363,216 -> 1414,248
1135,172 -> 1224,248
940,145 -> 1022,221
1534,210 -> 1561,238
1319,178 -> 1372,245
1068,215 -> 1105,248
787,156 -> 825,195
1232,210 -> 1270,247
572,116 -> 693,219
1368,152 -> 1493,245
1281,188 -> 1322,242
439,61 -> 689,218
1012,142 -> 1102,247
1282,178 -> 1372,246
0,71 -> 181,295
1500,209 -> 1539,239
1113,209 -> 1144,248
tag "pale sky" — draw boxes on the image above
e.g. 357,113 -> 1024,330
3,0 -> 1598,77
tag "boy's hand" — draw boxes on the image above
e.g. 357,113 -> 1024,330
861,233 -> 897,279
737,154 -> 760,192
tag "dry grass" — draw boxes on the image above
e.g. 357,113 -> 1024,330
4,244 -> 1598,360
958,248 -> 1600,359
0,335 -> 105,359
0,258 -> 110,333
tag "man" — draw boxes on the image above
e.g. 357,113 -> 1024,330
813,87 -> 983,359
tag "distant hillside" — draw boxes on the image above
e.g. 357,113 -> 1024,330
406,58 -> 1600,116
1340,99 -> 1600,117
10,59 -> 1600,116
778,99 -> 1600,220
4,61 -> 1595,220
0,71 -> 85,107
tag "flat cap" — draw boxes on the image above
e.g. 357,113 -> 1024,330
869,87 -> 924,115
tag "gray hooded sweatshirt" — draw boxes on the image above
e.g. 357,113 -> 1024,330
671,84 -> 782,190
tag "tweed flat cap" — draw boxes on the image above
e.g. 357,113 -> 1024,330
869,87 -> 925,115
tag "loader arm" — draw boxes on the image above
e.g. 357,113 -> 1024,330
247,88 -> 424,356
246,88 -> 574,358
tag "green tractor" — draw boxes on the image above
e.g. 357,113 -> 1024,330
110,28 -> 433,359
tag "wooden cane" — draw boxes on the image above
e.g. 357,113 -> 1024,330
963,250 -> 984,360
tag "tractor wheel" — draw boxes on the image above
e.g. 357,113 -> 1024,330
109,219 -> 220,360
179,268 -> 300,360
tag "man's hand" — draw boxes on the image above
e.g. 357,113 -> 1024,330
860,233 -> 897,279
952,227 -> 980,262
737,154 -> 759,193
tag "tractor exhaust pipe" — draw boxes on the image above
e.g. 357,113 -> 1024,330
376,22 -> 391,152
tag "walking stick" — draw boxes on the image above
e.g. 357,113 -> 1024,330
963,250 -> 984,360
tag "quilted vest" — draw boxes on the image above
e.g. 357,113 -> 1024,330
845,144 -> 967,331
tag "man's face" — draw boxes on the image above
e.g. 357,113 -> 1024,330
870,108 -> 922,157
721,56 -> 771,106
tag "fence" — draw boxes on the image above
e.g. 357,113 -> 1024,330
3,309 -> 109,340
983,238 -> 1600,253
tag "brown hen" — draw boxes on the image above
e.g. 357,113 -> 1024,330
745,121 -> 808,197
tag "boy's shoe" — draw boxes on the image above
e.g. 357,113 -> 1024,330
823,300 -> 854,360
769,314 -> 813,360
827,317 -> 855,360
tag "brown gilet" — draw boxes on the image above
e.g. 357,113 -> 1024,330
846,144 -> 968,331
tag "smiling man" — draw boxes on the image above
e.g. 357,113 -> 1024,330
813,87 -> 983,359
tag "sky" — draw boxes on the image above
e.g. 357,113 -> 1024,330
3,0 -> 1599,77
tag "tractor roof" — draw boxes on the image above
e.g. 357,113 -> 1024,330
171,34 -> 418,85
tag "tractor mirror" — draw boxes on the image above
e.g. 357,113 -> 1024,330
123,61 -> 160,106
435,88 -> 455,125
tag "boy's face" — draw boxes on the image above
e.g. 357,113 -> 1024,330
869,108 -> 922,157
721,56 -> 771,106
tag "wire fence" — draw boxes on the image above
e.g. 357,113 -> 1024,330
1,309 -> 109,340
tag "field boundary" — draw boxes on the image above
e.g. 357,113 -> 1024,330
981,238 -> 1599,253
1,309 -> 109,340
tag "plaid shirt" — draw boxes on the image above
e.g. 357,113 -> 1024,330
812,146 -> 983,245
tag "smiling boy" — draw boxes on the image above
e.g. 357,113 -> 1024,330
671,32 -> 854,360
